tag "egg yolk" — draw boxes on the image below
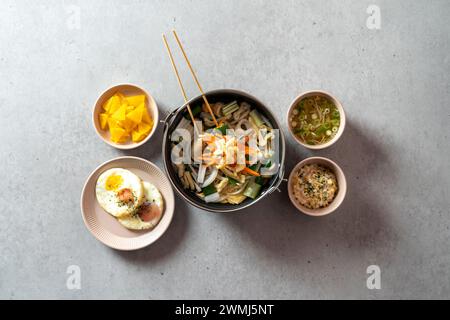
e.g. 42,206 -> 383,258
105,174 -> 123,191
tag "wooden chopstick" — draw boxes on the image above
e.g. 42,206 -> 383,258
162,34 -> 199,134
172,29 -> 219,127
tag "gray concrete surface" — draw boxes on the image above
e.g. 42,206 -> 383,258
0,0 -> 449,299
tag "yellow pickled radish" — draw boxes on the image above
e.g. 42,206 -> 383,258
99,113 -> 109,130
99,92 -> 153,144
107,118 -> 121,129
117,131 -> 130,143
146,117 -> 154,128
126,106 -> 143,124
126,104 -> 135,113
110,127 -> 126,143
122,118 -> 137,132
116,92 -> 126,103
102,97 -> 112,113
111,105 -> 127,121
139,103 -> 152,123
106,95 -> 121,115
126,95 -> 146,107
138,122 -> 151,136
132,130 -> 146,142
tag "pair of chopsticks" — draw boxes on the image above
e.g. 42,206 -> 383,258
162,30 -> 219,133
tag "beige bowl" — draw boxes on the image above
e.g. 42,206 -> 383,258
288,157 -> 347,216
92,84 -> 159,150
287,90 -> 346,150
80,156 -> 175,250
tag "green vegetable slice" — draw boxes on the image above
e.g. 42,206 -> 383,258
255,176 -> 265,185
202,184 -> 217,196
184,104 -> 202,119
217,124 -> 229,135
222,101 -> 239,116
243,181 -> 262,199
249,109 -> 264,127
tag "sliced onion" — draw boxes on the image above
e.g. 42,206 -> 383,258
204,192 -> 221,203
202,167 -> 218,188
192,137 -> 203,162
176,117 -> 191,131
197,164 -> 206,184
187,123 -> 194,137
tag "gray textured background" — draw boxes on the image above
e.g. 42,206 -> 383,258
0,0 -> 449,299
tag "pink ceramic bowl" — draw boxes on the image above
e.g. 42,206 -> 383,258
80,156 -> 175,250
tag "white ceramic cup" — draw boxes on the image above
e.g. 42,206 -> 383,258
287,90 -> 345,150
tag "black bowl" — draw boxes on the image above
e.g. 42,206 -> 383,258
162,89 -> 286,213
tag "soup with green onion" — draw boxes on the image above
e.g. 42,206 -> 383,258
290,95 -> 340,145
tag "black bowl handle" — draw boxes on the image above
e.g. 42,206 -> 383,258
268,164 -> 286,194
162,107 -> 181,132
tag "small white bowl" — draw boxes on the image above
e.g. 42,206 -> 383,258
288,157 -> 347,216
287,90 -> 346,150
92,83 -> 159,150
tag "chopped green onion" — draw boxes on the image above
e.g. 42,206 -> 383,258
249,109 -> 264,127
316,125 -> 327,135
228,178 -> 238,185
222,101 -> 239,116
332,110 -> 340,119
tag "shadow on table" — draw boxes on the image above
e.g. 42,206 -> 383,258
218,120 -> 399,263
112,193 -> 189,263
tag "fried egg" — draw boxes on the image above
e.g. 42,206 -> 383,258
96,168 -> 144,218
118,181 -> 164,230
